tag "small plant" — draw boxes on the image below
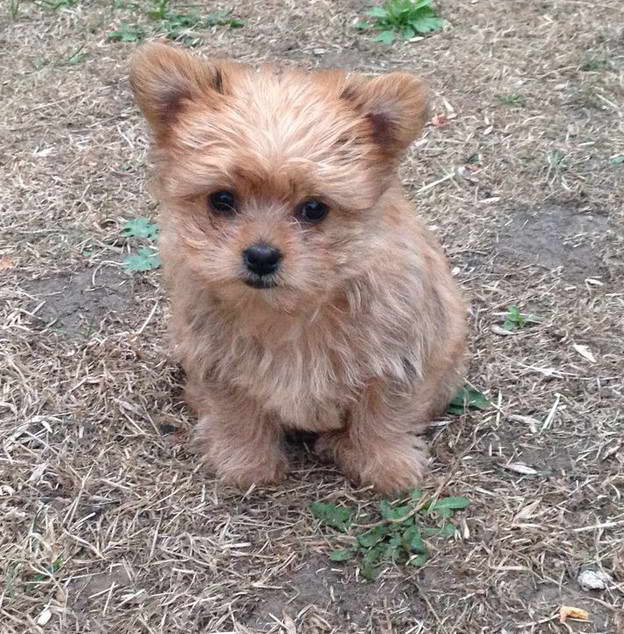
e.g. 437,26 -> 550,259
447,386 -> 490,415
357,0 -> 444,45
149,5 -> 243,46
609,155 -> 624,165
121,218 -> 161,272
580,57 -> 610,72
28,557 -> 64,584
59,45 -> 88,66
34,0 -> 78,10
502,305 -> 541,331
124,248 -> 161,271
204,9 -> 244,28
497,94 -> 526,107
311,491 -> 470,581
9,0 -> 21,19
121,217 -> 160,240
547,149 -> 567,170
108,22 -> 145,42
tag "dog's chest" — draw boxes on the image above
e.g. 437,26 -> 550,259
221,323 -> 364,431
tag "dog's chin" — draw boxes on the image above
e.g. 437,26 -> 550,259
243,276 -> 279,290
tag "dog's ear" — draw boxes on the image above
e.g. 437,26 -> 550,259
129,42 -> 228,141
340,73 -> 430,155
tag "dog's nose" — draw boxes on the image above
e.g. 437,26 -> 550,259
242,243 -> 282,276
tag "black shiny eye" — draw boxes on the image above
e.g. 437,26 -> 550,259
209,190 -> 236,214
296,199 -> 329,223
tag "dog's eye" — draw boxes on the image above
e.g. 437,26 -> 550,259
296,199 -> 329,223
209,190 -> 236,215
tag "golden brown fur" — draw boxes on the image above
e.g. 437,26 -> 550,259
130,42 -> 467,493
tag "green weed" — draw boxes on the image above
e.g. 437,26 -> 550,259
9,0 -> 21,19
149,3 -> 243,46
311,491 -> 470,581
357,0 -> 444,45
497,94 -> 526,107
29,557 -> 64,584
447,386 -> 490,415
547,149 -> 567,170
121,218 -> 161,272
580,57 -> 610,72
107,22 -> 146,42
502,305 -> 541,331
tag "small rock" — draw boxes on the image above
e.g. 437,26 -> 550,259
37,608 -> 52,626
491,325 -> 515,336
578,568 -> 613,591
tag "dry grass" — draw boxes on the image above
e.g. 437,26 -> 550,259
1,0 -> 623,632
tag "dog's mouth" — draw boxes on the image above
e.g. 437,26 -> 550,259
243,276 -> 279,289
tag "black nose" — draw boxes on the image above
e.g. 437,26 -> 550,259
242,243 -> 282,276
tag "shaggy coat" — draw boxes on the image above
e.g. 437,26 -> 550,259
130,43 -> 467,493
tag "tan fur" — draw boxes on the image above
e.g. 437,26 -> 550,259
130,42 -> 467,494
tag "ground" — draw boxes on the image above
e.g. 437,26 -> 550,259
1,0 -> 623,632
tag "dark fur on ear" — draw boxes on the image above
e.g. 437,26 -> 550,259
340,72 -> 430,155
129,42 -> 229,142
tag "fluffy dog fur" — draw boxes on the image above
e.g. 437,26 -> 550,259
130,42 -> 467,493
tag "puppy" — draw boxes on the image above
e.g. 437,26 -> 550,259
130,43 -> 467,494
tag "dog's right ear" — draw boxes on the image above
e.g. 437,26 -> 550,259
129,42 -> 227,142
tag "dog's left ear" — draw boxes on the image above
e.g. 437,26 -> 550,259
341,73 -> 430,155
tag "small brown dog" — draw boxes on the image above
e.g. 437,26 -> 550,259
130,43 -> 466,493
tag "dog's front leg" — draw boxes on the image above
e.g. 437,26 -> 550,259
191,382 -> 289,488
315,379 -> 430,494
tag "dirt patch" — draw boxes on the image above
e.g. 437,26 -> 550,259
22,266 -> 138,335
496,205 -> 610,281
246,555 -> 426,632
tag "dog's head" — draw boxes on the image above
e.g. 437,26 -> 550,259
130,43 -> 429,307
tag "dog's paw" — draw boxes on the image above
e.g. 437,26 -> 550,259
216,457 -> 289,489
315,431 -> 428,494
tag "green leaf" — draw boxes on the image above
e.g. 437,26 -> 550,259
357,525 -> 388,548
428,497 -> 469,520
548,149 -> 567,169
431,496 -> 470,511
124,247 -> 161,272
121,217 -> 159,240
383,535 -> 403,562
447,386 -> 491,415
502,304 -> 526,330
378,501 -> 411,520
355,20 -> 371,30
363,543 -> 385,564
373,30 -> 396,45
401,525 -> 426,553
409,13 -> 444,33
329,549 -> 355,562
437,522 -> 457,539
367,7 -> 388,18
609,155 -> 624,165
361,563 -> 379,581
107,23 -> 145,42
310,502 -> 354,532
502,304 -> 540,330
205,10 -> 244,27
410,489 -> 423,503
